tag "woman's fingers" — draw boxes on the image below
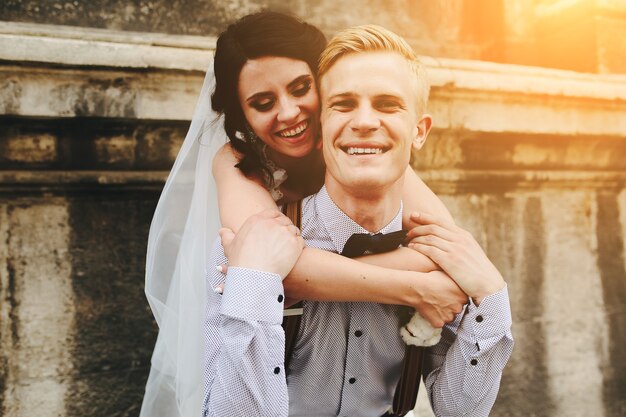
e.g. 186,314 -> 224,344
406,223 -> 455,242
409,211 -> 458,231
409,242 -> 448,265
408,234 -> 452,252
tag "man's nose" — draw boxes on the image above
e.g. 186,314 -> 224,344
277,97 -> 301,124
350,104 -> 380,133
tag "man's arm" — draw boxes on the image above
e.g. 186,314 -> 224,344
407,212 -> 514,415
202,210 -> 303,417
422,287 -> 514,416
203,265 -> 288,417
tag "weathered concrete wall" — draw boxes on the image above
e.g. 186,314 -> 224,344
2,0 -> 626,73
0,193 -> 158,416
1,16 -> 626,417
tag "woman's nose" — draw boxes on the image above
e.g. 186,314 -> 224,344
277,97 -> 301,124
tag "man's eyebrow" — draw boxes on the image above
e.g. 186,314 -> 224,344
326,92 -> 355,101
375,94 -> 405,102
246,74 -> 312,102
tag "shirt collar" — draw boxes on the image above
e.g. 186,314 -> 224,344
315,185 -> 403,254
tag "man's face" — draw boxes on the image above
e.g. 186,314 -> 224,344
320,51 -> 430,193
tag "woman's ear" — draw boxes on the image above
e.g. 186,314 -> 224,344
413,114 -> 432,150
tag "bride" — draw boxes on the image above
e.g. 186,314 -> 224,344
140,11 -> 464,416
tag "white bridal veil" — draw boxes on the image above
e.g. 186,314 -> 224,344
140,66 -> 226,417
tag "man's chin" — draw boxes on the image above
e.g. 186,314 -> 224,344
341,177 -> 390,194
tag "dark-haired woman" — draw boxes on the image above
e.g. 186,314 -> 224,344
142,11 -> 463,417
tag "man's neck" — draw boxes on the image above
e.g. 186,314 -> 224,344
324,177 -> 404,232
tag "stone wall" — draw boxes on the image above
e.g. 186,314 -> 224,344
1,4 -> 626,417
3,0 -> 626,73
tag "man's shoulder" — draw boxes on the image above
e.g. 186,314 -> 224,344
302,193 -> 316,210
299,192 -> 337,251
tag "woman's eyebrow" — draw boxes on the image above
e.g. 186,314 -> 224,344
246,74 -> 311,102
246,91 -> 273,103
287,74 -> 313,89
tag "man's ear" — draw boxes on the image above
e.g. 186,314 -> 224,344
412,114 -> 432,150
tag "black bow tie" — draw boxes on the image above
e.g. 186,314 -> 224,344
340,229 -> 408,258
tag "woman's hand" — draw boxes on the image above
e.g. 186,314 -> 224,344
219,209 -> 304,280
406,270 -> 467,328
406,212 -> 505,305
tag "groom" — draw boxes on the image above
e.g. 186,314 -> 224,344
203,25 -> 513,417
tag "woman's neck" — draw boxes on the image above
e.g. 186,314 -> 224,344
268,146 -> 325,199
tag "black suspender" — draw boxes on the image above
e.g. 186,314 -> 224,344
280,201 -> 423,416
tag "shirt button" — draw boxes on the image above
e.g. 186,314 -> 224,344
476,315 -> 483,323
274,367 -> 280,374
277,294 -> 284,302
470,359 -> 478,366
348,377 -> 356,384
354,330 -> 363,337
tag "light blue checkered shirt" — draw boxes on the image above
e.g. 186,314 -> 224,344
203,186 -> 513,416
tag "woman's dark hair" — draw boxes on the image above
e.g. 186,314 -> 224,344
211,11 -> 327,180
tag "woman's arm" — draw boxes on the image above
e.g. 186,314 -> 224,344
213,144 -> 278,232
402,166 -> 453,226
213,145 -> 466,325
283,249 -> 466,327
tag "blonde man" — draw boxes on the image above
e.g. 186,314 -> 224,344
203,25 -> 513,417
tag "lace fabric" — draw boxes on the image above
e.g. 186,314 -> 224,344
258,143 -> 288,202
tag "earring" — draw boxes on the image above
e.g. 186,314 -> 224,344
244,123 -> 258,145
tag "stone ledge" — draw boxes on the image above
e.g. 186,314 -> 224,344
0,21 -> 214,70
0,170 -> 167,192
0,65 -> 203,120
1,170 -> 624,192
3,21 -> 626,99
425,56 -> 626,101
2,22 -> 626,137
420,169 -> 626,188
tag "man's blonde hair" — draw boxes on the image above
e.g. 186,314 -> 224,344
318,25 -> 430,114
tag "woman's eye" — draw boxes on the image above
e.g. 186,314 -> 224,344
251,99 -> 274,112
292,81 -> 312,97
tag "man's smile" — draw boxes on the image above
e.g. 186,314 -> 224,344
345,147 -> 384,155
340,142 -> 389,156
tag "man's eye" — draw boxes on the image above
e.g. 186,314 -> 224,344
250,99 -> 274,112
292,81 -> 312,97
330,100 -> 355,111
376,100 -> 401,111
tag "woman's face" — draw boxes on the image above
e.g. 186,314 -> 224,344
238,56 -> 320,160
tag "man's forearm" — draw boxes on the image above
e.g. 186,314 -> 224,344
423,286 -> 514,416
203,266 -> 288,417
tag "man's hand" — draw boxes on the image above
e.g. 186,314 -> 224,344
408,270 -> 467,328
406,212 -> 505,305
219,209 -> 304,280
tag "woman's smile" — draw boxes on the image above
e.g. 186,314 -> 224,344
238,56 -> 320,159
276,119 -> 310,140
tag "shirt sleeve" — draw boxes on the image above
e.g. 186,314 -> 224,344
422,285 -> 514,417
202,241 -> 289,417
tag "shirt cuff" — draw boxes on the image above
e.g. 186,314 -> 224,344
462,284 -> 512,341
220,267 -> 285,325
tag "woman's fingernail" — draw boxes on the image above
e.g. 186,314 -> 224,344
213,286 -> 223,294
